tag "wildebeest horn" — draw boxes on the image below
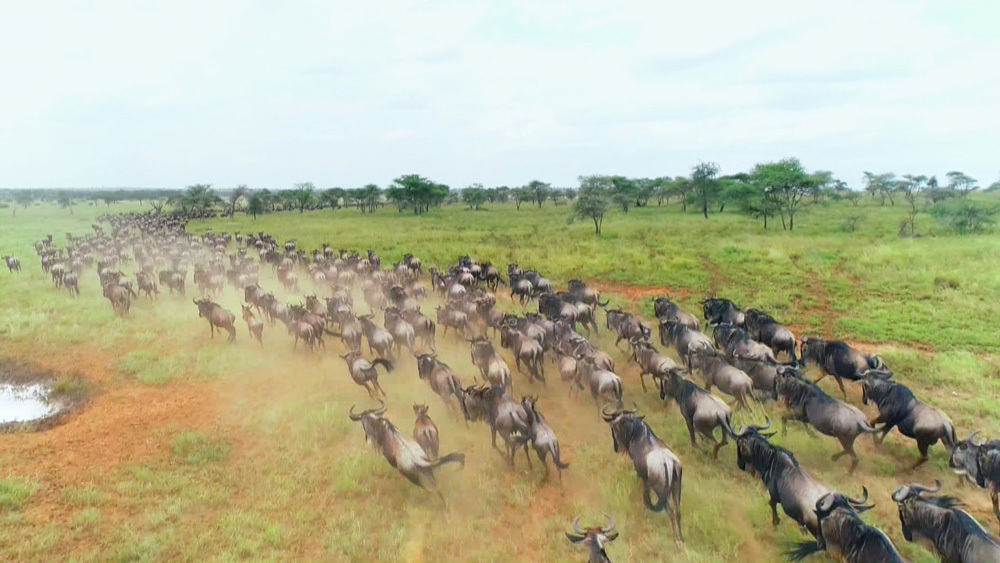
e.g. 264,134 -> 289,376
602,513 -> 615,534
571,516 -> 584,535
891,485 -> 911,502
601,406 -> 619,421
846,486 -> 869,506
192,298 -> 198,304
910,480 -> 941,497
373,399 -> 387,415
969,430 -> 986,446
348,404 -> 362,421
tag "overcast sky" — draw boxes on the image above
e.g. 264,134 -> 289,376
2,1 -> 998,190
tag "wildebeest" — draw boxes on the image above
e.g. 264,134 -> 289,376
3,255 -> 21,273
500,326 -> 545,384
861,376 -> 957,468
459,385 -> 530,466
800,336 -> 890,398
63,272 -> 80,297
136,271 -> 158,300
653,297 -> 699,331
733,420 -> 832,536
713,323 -> 777,364
468,336 -> 512,389
743,308 -> 797,362
659,320 -> 713,370
414,353 -> 463,414
509,273 -> 534,306
687,346 -> 755,410
573,357 -> 624,410
566,514 -> 618,563
103,282 -> 131,316
412,403 -> 440,460
702,297 -> 743,325
341,351 -> 392,397
788,489 -> 905,563
383,307 -> 416,355
513,396 -> 569,481
949,432 -> 1000,533
606,309 -> 650,348
602,405 -> 683,543
893,480 -> 1000,563
731,353 -> 801,401
285,318 -> 320,351
349,403 -> 464,502
776,371 -> 879,474
194,298 -> 236,342
629,340 -> 679,393
358,314 -> 395,360
657,368 -> 735,459
242,304 -> 263,345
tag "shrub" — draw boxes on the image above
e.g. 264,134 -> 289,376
929,201 -> 998,234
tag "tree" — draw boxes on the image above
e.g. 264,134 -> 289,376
13,191 -> 32,216
690,162 -> 721,219
247,193 -> 264,220
846,191 -> 862,206
320,187 -> 345,210
495,186 -> 511,203
512,187 -> 528,210
289,183 -> 315,213
564,188 -> 577,201
570,176 -> 611,235
389,174 -> 447,214
930,201 -> 998,233
462,184 -> 487,210
946,171 -> 978,199
898,174 -> 928,235
608,176 -> 638,213
229,185 -> 249,216
749,158 -> 815,231
862,172 -> 897,206
526,180 -> 550,207
149,198 -> 166,215
57,191 -> 74,214
171,184 -> 220,214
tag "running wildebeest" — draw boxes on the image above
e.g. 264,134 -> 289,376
653,297 -> 699,331
602,405 -> 683,543
788,489 -> 905,563
800,336 -> 890,398
358,314 -> 395,360
63,272 -> 80,297
566,514 -> 618,563
412,403 -> 440,460
513,396 -> 569,482
572,357 -> 624,410
3,255 -> 21,273
657,368 -> 735,459
341,351 -> 392,398
414,353 -> 464,414
659,320 -> 713,370
242,304 -> 263,345
629,339 -> 678,393
459,385 -> 531,466
193,298 -> 236,342
949,432 -> 1000,533
500,325 -> 545,384
701,297 -> 743,325
687,346 -> 755,410
743,308 -> 797,362
775,370 -> 879,474
893,480 -> 1000,563
468,336 -> 512,389
103,282 -> 131,316
349,403 -> 464,503
861,375 -> 957,468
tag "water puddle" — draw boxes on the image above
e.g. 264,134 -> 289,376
0,383 -> 64,424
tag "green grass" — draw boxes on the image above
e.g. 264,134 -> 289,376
0,199 -> 999,562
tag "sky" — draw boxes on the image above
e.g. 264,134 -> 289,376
2,0 -> 998,190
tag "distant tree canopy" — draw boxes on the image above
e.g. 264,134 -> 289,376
170,184 -> 221,214
388,174 -> 448,214
462,183 -> 487,210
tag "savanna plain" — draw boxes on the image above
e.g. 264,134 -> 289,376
1,197 -> 999,563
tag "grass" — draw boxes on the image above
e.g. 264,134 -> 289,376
0,199 -> 998,561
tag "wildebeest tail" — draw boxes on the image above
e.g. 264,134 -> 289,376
785,540 -> 822,562
858,420 -> 880,434
597,297 -> 610,307
553,442 -> 570,470
943,418 -> 957,451
720,412 -> 738,439
430,452 -> 465,469
372,358 -> 395,373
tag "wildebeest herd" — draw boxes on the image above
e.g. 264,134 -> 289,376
7,211 -> 1000,563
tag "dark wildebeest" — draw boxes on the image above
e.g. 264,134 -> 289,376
513,396 -> 569,482
242,304 -> 263,346
566,514 -> 618,563
602,405 -> 683,543
800,336 -> 890,398
733,420 -> 832,536
731,353 -> 801,401
194,298 -> 237,342
349,403 -> 464,503
606,309 -> 650,348
775,371 -> 879,474
412,403 -> 440,460
572,357 -> 623,410
414,353 -> 463,414
861,376 -> 957,468
285,318 -> 319,352
629,339 -> 679,393
659,320 -> 713,370
712,323 -> 777,364
509,273 -> 533,306
894,480 -> 1000,563
701,297 -> 743,325
949,432 -> 1000,533
3,255 -> 21,273
657,368 -> 735,459
459,385 -> 530,466
401,308 -> 436,350
103,283 -> 131,316
788,489 -> 905,563
568,279 -> 610,309
63,272 -> 80,297
136,272 -> 158,300
653,297 -> 699,331
743,308 -> 797,362
341,351 -> 392,397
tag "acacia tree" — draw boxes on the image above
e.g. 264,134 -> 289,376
57,191 -> 74,213
898,174 -> 928,235
229,185 -> 248,216
512,187 -> 528,210
462,184 -> 487,210
149,198 -> 166,215
946,171 -> 978,199
570,176 -> 611,234
862,172 -> 897,206
320,187 -> 345,210
608,176 -> 637,213
290,183 -> 315,213
389,174 -> 447,214
750,158 -> 815,231
247,193 -> 264,220
523,180 -> 550,207
690,162 -> 721,219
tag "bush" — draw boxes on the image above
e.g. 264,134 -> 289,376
929,201 -> 998,234
842,215 -> 862,232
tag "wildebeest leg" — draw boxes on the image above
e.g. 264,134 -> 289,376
832,437 -> 859,474
685,419 -> 697,447
374,379 -> 386,397
523,443 -> 533,468
639,371 -> 648,393
910,440 -> 930,470
711,432 -> 727,460
769,495 -> 781,527
876,422 -> 895,446
990,487 -> 999,533
834,375 -> 847,398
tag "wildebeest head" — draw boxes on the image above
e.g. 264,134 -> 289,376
412,403 -> 430,418
348,400 -> 388,444
731,419 -> 776,472
414,353 -> 438,380
948,431 -> 991,481
601,404 -> 642,454
566,514 -> 618,563
193,297 -> 214,317
815,487 -> 874,519
891,480 -> 946,542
